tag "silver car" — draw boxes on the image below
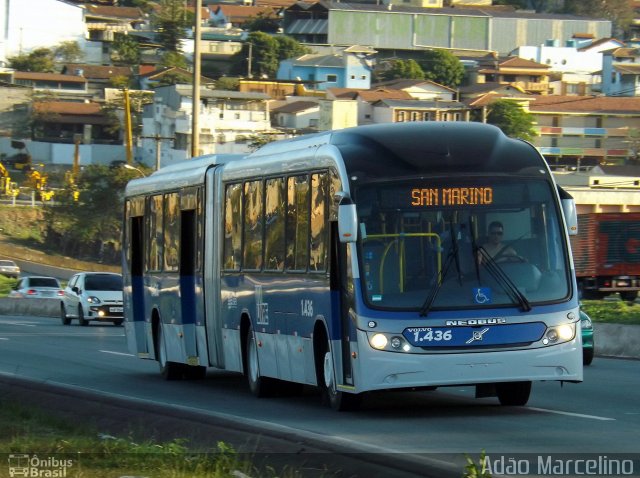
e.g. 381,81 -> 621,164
61,272 -> 124,326
0,260 -> 20,279
10,276 -> 63,299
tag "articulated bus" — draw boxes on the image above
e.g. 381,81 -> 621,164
123,121 -> 582,410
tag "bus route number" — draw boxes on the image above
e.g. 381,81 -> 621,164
301,299 -> 314,317
411,327 -> 452,343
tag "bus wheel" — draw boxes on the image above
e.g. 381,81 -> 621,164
496,381 -> 531,406
322,341 -> 361,411
246,324 -> 273,397
158,325 -> 182,380
184,365 -> 207,380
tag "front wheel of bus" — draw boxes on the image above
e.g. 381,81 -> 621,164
246,324 -> 273,397
322,342 -> 361,411
496,381 -> 531,406
158,325 -> 182,381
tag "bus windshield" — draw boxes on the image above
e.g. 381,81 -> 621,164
356,178 -> 570,311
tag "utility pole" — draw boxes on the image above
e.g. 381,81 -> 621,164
123,88 -> 133,165
247,42 -> 252,78
191,0 -> 202,159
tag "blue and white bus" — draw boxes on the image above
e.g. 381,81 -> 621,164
123,121 -> 582,410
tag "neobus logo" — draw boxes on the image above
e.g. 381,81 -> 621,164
445,318 -> 507,326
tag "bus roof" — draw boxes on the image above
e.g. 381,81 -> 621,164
247,122 -> 547,181
124,154 -> 244,197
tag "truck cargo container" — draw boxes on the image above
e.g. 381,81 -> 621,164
571,213 -> 640,300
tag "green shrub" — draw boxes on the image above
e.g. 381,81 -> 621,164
581,300 -> 640,325
0,276 -> 17,296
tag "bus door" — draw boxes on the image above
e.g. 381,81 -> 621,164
331,222 -> 355,387
126,197 -> 147,355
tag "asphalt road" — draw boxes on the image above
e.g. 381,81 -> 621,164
0,315 -> 639,477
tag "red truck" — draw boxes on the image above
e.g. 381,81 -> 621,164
571,212 -> 640,300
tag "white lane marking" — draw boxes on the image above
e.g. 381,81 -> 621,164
99,350 -> 134,357
0,338 -> 8,340
529,406 -> 615,421
0,322 -> 37,327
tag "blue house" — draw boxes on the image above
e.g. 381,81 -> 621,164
277,46 -> 376,91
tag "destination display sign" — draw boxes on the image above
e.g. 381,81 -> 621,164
410,187 -> 493,207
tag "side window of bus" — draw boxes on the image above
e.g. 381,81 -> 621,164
265,177 -> 285,271
164,192 -> 180,272
286,175 -> 310,271
243,180 -> 263,270
310,172 -> 328,271
223,183 -> 242,271
148,194 -> 163,272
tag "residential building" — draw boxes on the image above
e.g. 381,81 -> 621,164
372,79 -> 458,101
271,100 -> 320,130
529,95 -> 640,168
283,3 -> 611,56
328,87 -> 412,124
277,46 -> 376,91
83,4 -> 147,42
140,84 -> 272,165
208,5 -> 278,28
0,71 -> 90,101
475,57 -> 551,95
137,66 -> 215,90
601,47 -> 640,97
61,64 -> 132,99
370,98 -> 471,124
30,100 -> 118,146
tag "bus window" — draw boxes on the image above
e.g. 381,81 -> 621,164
286,175 -> 310,271
310,172 -> 328,271
264,177 -> 285,271
243,180 -> 263,270
148,194 -> 163,272
164,192 -> 179,272
223,183 -> 242,271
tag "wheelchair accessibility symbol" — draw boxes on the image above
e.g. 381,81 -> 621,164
473,287 -> 492,304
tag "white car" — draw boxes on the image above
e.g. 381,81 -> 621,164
10,276 -> 63,299
61,272 -> 124,326
0,260 -> 20,279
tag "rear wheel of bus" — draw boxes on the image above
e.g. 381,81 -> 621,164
245,323 -> 275,397
157,323 -> 182,380
496,381 -> 531,406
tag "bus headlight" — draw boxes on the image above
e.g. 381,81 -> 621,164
370,333 -> 388,349
543,323 -> 575,344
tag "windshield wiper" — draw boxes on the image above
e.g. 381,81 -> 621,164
419,222 -> 462,317
476,247 -> 532,312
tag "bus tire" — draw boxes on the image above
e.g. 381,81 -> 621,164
496,381 -> 531,406
321,338 -> 361,411
245,324 -> 274,397
184,365 -> 207,380
583,348 -> 594,366
157,325 -> 182,381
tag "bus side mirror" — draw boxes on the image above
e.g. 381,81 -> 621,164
557,186 -> 578,236
562,198 -> 578,236
337,195 -> 358,243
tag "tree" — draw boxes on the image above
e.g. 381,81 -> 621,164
42,164 -> 141,262
8,48 -> 55,72
376,59 -> 425,82
153,0 -> 193,52
418,50 -> 465,88
229,33 -> 308,78
215,76 -> 240,91
486,100 -> 536,142
245,12 -> 280,33
159,51 -> 189,69
53,41 -> 83,64
111,33 -> 141,66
